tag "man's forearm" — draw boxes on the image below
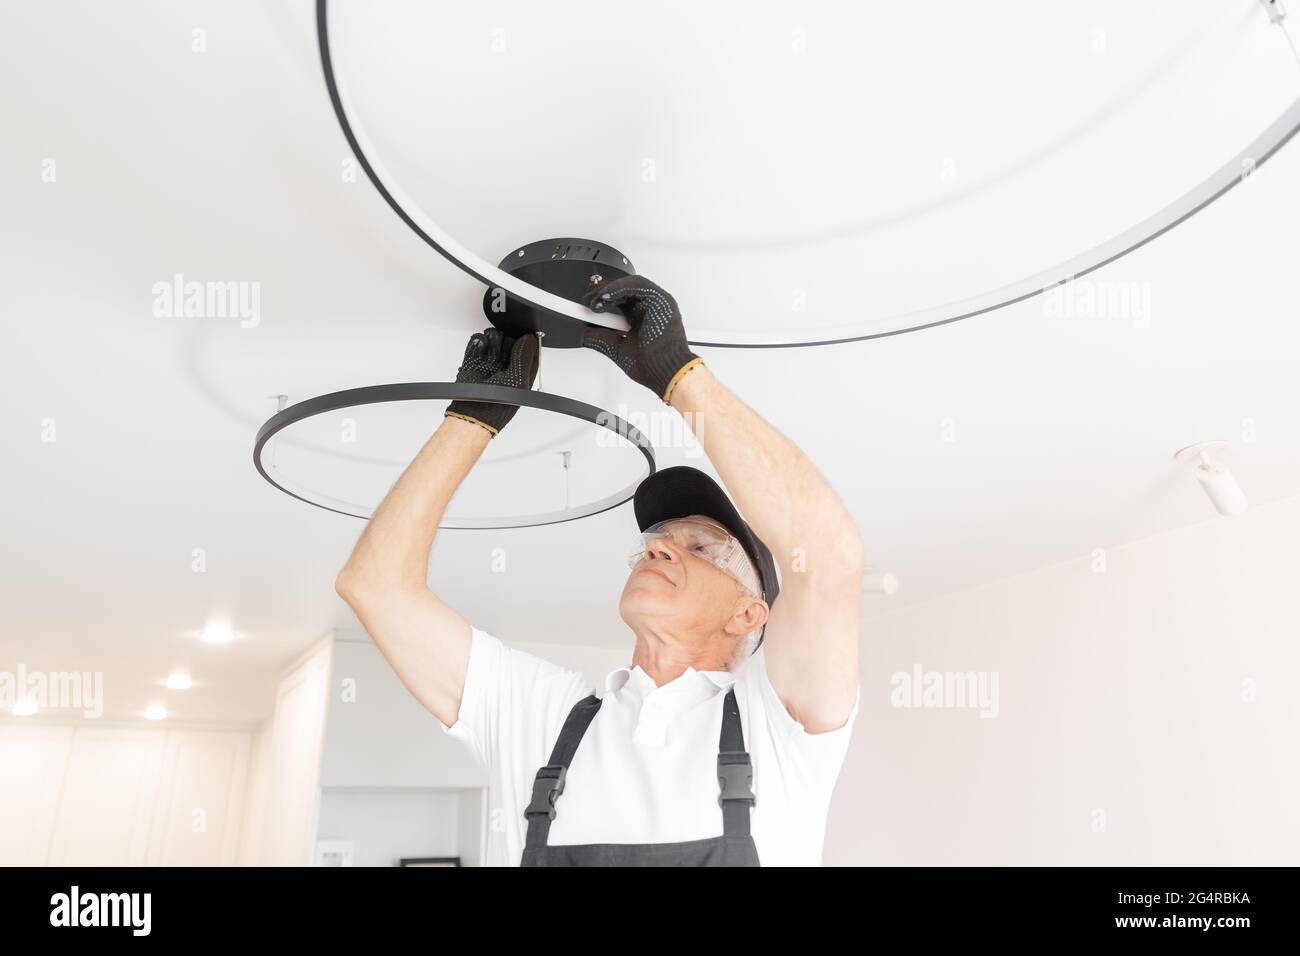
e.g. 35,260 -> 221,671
670,366 -> 863,581
337,415 -> 491,594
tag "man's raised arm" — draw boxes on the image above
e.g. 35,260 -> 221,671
670,365 -> 862,731
582,277 -> 862,732
334,330 -> 538,727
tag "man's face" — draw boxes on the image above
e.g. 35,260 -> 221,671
619,515 -> 765,649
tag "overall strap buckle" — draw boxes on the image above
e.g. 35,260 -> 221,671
525,764 -> 567,820
717,751 -> 756,808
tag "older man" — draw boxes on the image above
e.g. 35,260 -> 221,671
336,276 -> 863,866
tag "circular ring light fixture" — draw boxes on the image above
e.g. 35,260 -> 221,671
254,383 -> 656,528
316,0 -> 1300,348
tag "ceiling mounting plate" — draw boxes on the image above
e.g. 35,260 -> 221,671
482,237 -> 635,348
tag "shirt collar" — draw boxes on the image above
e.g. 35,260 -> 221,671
605,663 -> 736,695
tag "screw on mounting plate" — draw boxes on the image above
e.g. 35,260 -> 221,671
534,331 -> 545,391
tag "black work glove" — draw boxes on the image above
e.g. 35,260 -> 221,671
581,275 -> 702,403
444,328 -> 539,437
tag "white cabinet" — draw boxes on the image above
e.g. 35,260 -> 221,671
46,728 -> 165,866
0,723 -> 251,866
0,725 -> 74,865
147,731 -> 250,866
249,640 -> 332,866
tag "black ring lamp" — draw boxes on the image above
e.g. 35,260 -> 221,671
254,383 -> 656,528
259,4 -> 1300,526
315,0 -> 1300,348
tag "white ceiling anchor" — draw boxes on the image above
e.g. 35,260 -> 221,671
1260,0 -> 1287,25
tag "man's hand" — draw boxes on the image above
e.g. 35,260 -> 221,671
444,328 -> 540,436
581,275 -> 702,403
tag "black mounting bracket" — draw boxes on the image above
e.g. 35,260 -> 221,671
482,237 -> 635,348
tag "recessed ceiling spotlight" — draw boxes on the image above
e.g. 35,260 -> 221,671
199,622 -> 236,645
12,700 -> 37,717
165,672 -> 192,690
144,703 -> 167,721
1174,441 -> 1249,517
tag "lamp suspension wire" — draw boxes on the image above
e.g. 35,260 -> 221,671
1282,17 -> 1300,71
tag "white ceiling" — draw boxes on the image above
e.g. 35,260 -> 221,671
2,0 -> 1298,723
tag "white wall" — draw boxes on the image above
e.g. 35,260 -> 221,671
309,633 -> 626,865
826,494 -> 1300,865
319,633 -> 627,791
320,638 -> 483,790
316,788 -> 461,867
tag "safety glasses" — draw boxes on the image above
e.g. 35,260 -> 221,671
627,518 -> 760,597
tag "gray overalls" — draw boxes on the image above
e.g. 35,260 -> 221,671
521,688 -> 761,866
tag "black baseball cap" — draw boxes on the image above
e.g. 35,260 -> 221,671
633,466 -> 780,626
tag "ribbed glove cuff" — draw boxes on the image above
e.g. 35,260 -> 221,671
445,403 -> 508,436
645,346 -> 702,403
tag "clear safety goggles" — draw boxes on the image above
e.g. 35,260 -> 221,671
627,517 -> 761,598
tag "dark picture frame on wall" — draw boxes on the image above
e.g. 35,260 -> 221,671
398,857 -> 461,867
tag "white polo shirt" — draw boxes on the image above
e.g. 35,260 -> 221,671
438,626 -> 859,866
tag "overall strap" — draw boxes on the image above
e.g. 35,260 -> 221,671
524,694 -> 602,849
717,687 -> 756,839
